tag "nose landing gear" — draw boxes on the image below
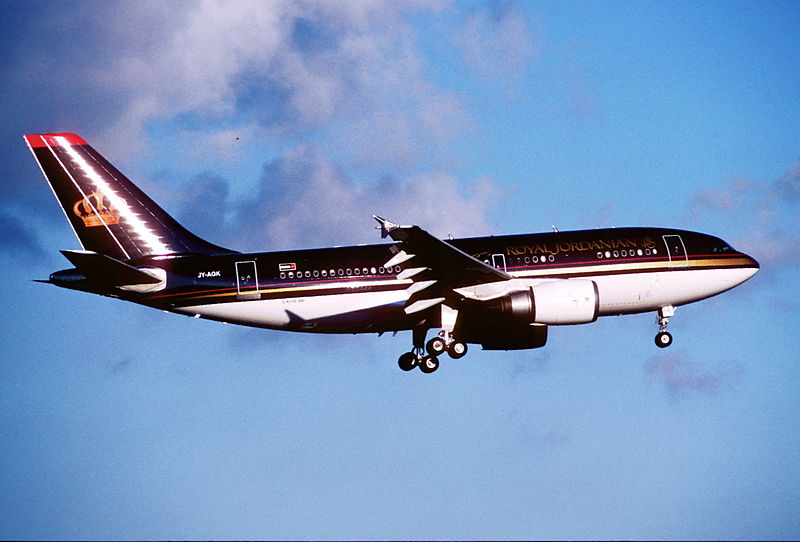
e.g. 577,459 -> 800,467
655,305 -> 675,348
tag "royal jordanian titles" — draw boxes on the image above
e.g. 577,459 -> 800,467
26,133 -> 759,373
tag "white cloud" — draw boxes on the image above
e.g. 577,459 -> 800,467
182,143 -> 500,251
231,143 -> 501,250
687,161 -> 800,269
453,2 -> 538,90
72,0 -> 468,172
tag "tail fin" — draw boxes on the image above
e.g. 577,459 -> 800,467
24,133 -> 232,260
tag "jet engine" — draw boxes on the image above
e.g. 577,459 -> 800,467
488,279 -> 600,325
456,280 -> 599,350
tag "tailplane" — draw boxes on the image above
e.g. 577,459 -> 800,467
25,133 -> 232,260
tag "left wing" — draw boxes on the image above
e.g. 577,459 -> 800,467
373,216 -> 510,314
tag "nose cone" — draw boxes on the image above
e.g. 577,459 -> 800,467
738,253 -> 760,283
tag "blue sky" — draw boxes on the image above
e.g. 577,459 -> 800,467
1,1 -> 799,539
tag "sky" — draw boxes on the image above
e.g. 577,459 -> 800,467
1,0 -> 799,539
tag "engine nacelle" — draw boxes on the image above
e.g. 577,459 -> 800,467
498,280 -> 599,325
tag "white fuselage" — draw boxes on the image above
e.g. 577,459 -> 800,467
176,265 -> 758,331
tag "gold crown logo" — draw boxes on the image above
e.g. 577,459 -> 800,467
73,191 -> 121,227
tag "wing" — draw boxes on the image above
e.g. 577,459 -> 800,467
373,216 -> 510,314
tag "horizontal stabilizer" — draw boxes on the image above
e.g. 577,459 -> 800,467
60,250 -> 163,286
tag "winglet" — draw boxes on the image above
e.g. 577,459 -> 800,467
373,215 -> 400,239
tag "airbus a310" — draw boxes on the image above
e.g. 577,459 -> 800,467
26,133 -> 759,373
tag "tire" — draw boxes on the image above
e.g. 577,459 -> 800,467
398,352 -> 416,371
447,341 -> 468,359
426,337 -> 447,356
419,355 -> 439,374
655,331 -> 673,348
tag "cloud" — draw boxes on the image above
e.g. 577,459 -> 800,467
774,160 -> 800,202
0,207 -> 44,258
4,1 -> 470,175
688,161 -> 800,269
177,172 -> 234,242
7,0 -> 466,174
185,143 -> 501,251
645,350 -> 743,398
454,1 -> 538,88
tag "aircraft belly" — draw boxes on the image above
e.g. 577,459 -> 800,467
595,267 -> 757,314
180,289 -> 409,332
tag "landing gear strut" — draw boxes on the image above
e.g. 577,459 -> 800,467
655,306 -> 674,348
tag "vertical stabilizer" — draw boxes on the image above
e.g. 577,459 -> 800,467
25,133 -> 232,260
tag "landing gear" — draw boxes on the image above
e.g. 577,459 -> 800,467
428,331 -> 469,360
396,304 -> 471,373
654,306 -> 675,348
396,326 -> 441,373
397,325 -> 469,373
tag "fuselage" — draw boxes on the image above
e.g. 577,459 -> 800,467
67,226 -> 757,334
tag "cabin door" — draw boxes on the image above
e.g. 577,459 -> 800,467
662,235 -> 689,268
235,260 -> 260,299
492,253 -> 507,272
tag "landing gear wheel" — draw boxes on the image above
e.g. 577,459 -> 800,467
419,355 -> 439,374
426,337 -> 447,356
655,331 -> 673,348
398,352 -> 417,371
447,341 -> 468,359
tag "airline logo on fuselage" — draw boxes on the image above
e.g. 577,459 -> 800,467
73,191 -> 121,227
505,236 -> 657,257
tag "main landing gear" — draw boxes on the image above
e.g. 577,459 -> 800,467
655,305 -> 675,348
397,328 -> 468,374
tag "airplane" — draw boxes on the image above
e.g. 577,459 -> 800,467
25,132 -> 759,373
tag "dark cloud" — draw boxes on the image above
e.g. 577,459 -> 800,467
509,350 -> 551,378
109,357 -> 132,376
774,161 -> 800,201
645,350 -> 743,398
178,172 -> 234,247
0,207 -> 44,257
